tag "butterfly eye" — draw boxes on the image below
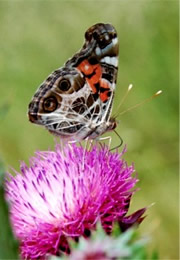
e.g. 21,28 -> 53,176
43,96 -> 57,112
58,79 -> 71,91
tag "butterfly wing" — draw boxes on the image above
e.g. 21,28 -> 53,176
28,23 -> 119,140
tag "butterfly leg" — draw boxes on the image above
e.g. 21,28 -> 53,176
97,136 -> 112,168
98,136 -> 112,150
81,137 -> 92,171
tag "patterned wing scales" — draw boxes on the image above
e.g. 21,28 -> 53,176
28,23 -> 119,141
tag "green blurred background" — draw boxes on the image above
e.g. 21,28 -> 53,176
0,1 -> 178,259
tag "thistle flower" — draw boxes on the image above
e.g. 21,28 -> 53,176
5,143 -> 146,259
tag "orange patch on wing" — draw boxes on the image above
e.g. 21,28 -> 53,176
100,91 -> 109,102
77,60 -> 102,94
77,60 -> 112,102
99,79 -> 111,102
86,79 -> 97,93
77,60 -> 94,75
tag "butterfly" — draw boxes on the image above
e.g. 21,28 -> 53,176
28,23 -> 119,141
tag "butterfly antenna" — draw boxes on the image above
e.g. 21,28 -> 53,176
110,130 -> 123,151
113,84 -> 133,118
117,90 -> 162,117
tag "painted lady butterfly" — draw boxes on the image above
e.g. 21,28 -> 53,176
28,23 -> 119,141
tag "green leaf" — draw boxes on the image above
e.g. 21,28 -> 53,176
0,186 -> 19,259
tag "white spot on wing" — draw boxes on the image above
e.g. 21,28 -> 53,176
105,56 -> 110,64
112,37 -> 118,45
84,65 -> 89,71
111,57 -> 118,67
96,47 -> 101,56
112,83 -> 116,89
100,56 -> 118,67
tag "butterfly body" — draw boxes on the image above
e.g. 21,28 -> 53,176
28,23 -> 119,141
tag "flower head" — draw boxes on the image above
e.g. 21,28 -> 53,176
5,143 -> 145,259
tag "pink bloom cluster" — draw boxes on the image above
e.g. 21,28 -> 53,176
5,143 -> 145,259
